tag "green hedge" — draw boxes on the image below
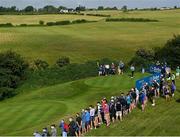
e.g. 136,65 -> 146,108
86,13 -> 111,17
106,18 -> 158,22
0,23 -> 13,27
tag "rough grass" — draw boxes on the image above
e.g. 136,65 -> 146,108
0,73 -> 179,136
0,9 -> 180,64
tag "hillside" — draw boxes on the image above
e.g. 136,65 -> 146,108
0,73 -> 179,135
0,9 -> 180,64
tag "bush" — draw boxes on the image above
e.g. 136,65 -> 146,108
34,59 -> 49,70
0,50 -> 29,100
56,57 -> 70,67
0,87 -> 15,101
39,20 -> 44,25
0,23 -> 13,27
106,18 -> 158,22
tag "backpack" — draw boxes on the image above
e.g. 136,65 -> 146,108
64,123 -> 69,132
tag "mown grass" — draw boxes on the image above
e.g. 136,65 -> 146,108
0,73 -> 179,135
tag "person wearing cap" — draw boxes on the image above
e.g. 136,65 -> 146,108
42,128 -> 50,137
50,124 -> 57,137
176,66 -> 180,79
109,99 -> 116,123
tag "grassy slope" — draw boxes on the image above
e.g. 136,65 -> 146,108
0,10 -> 180,64
0,73 -> 143,135
0,73 -> 179,135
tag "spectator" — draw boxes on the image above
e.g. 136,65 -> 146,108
42,128 -> 50,137
89,106 -> 95,129
130,65 -> 135,78
81,109 -> 86,134
109,99 -> 116,123
176,66 -> 180,79
115,97 -> 122,121
119,61 -> 125,75
171,73 -> 176,84
85,109 -> 90,132
50,125 -> 57,137
68,117 -> 77,136
33,131 -> 42,137
103,102 -> 110,127
76,113 -> 82,136
59,120 -> 68,137
171,82 -> 176,97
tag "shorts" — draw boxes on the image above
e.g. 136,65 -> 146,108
85,121 -> 90,128
82,122 -> 85,129
116,111 -> 122,117
90,116 -> 94,122
126,104 -> 130,109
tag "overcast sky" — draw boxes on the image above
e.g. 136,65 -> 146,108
0,0 -> 180,9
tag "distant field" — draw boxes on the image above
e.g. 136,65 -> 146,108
0,10 -> 180,64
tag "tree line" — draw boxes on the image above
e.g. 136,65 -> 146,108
0,5 -> 120,14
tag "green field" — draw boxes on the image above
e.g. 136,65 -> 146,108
0,9 -> 180,136
1,10 -> 180,64
0,73 -> 179,135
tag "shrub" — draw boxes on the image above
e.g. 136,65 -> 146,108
39,20 -> 44,25
0,23 -> 13,27
34,59 -> 49,70
56,56 -> 70,67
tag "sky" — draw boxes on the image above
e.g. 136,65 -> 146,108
0,0 -> 180,9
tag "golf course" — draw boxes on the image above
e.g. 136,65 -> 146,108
0,9 -> 180,136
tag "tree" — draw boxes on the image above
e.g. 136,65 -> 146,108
24,6 -> 34,12
0,51 -> 28,100
155,35 -> 180,68
121,5 -> 128,12
98,6 -> 104,10
76,5 -> 86,12
42,5 -> 58,13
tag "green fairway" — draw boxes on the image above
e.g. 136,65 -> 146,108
0,73 -> 179,135
0,10 -> 180,64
